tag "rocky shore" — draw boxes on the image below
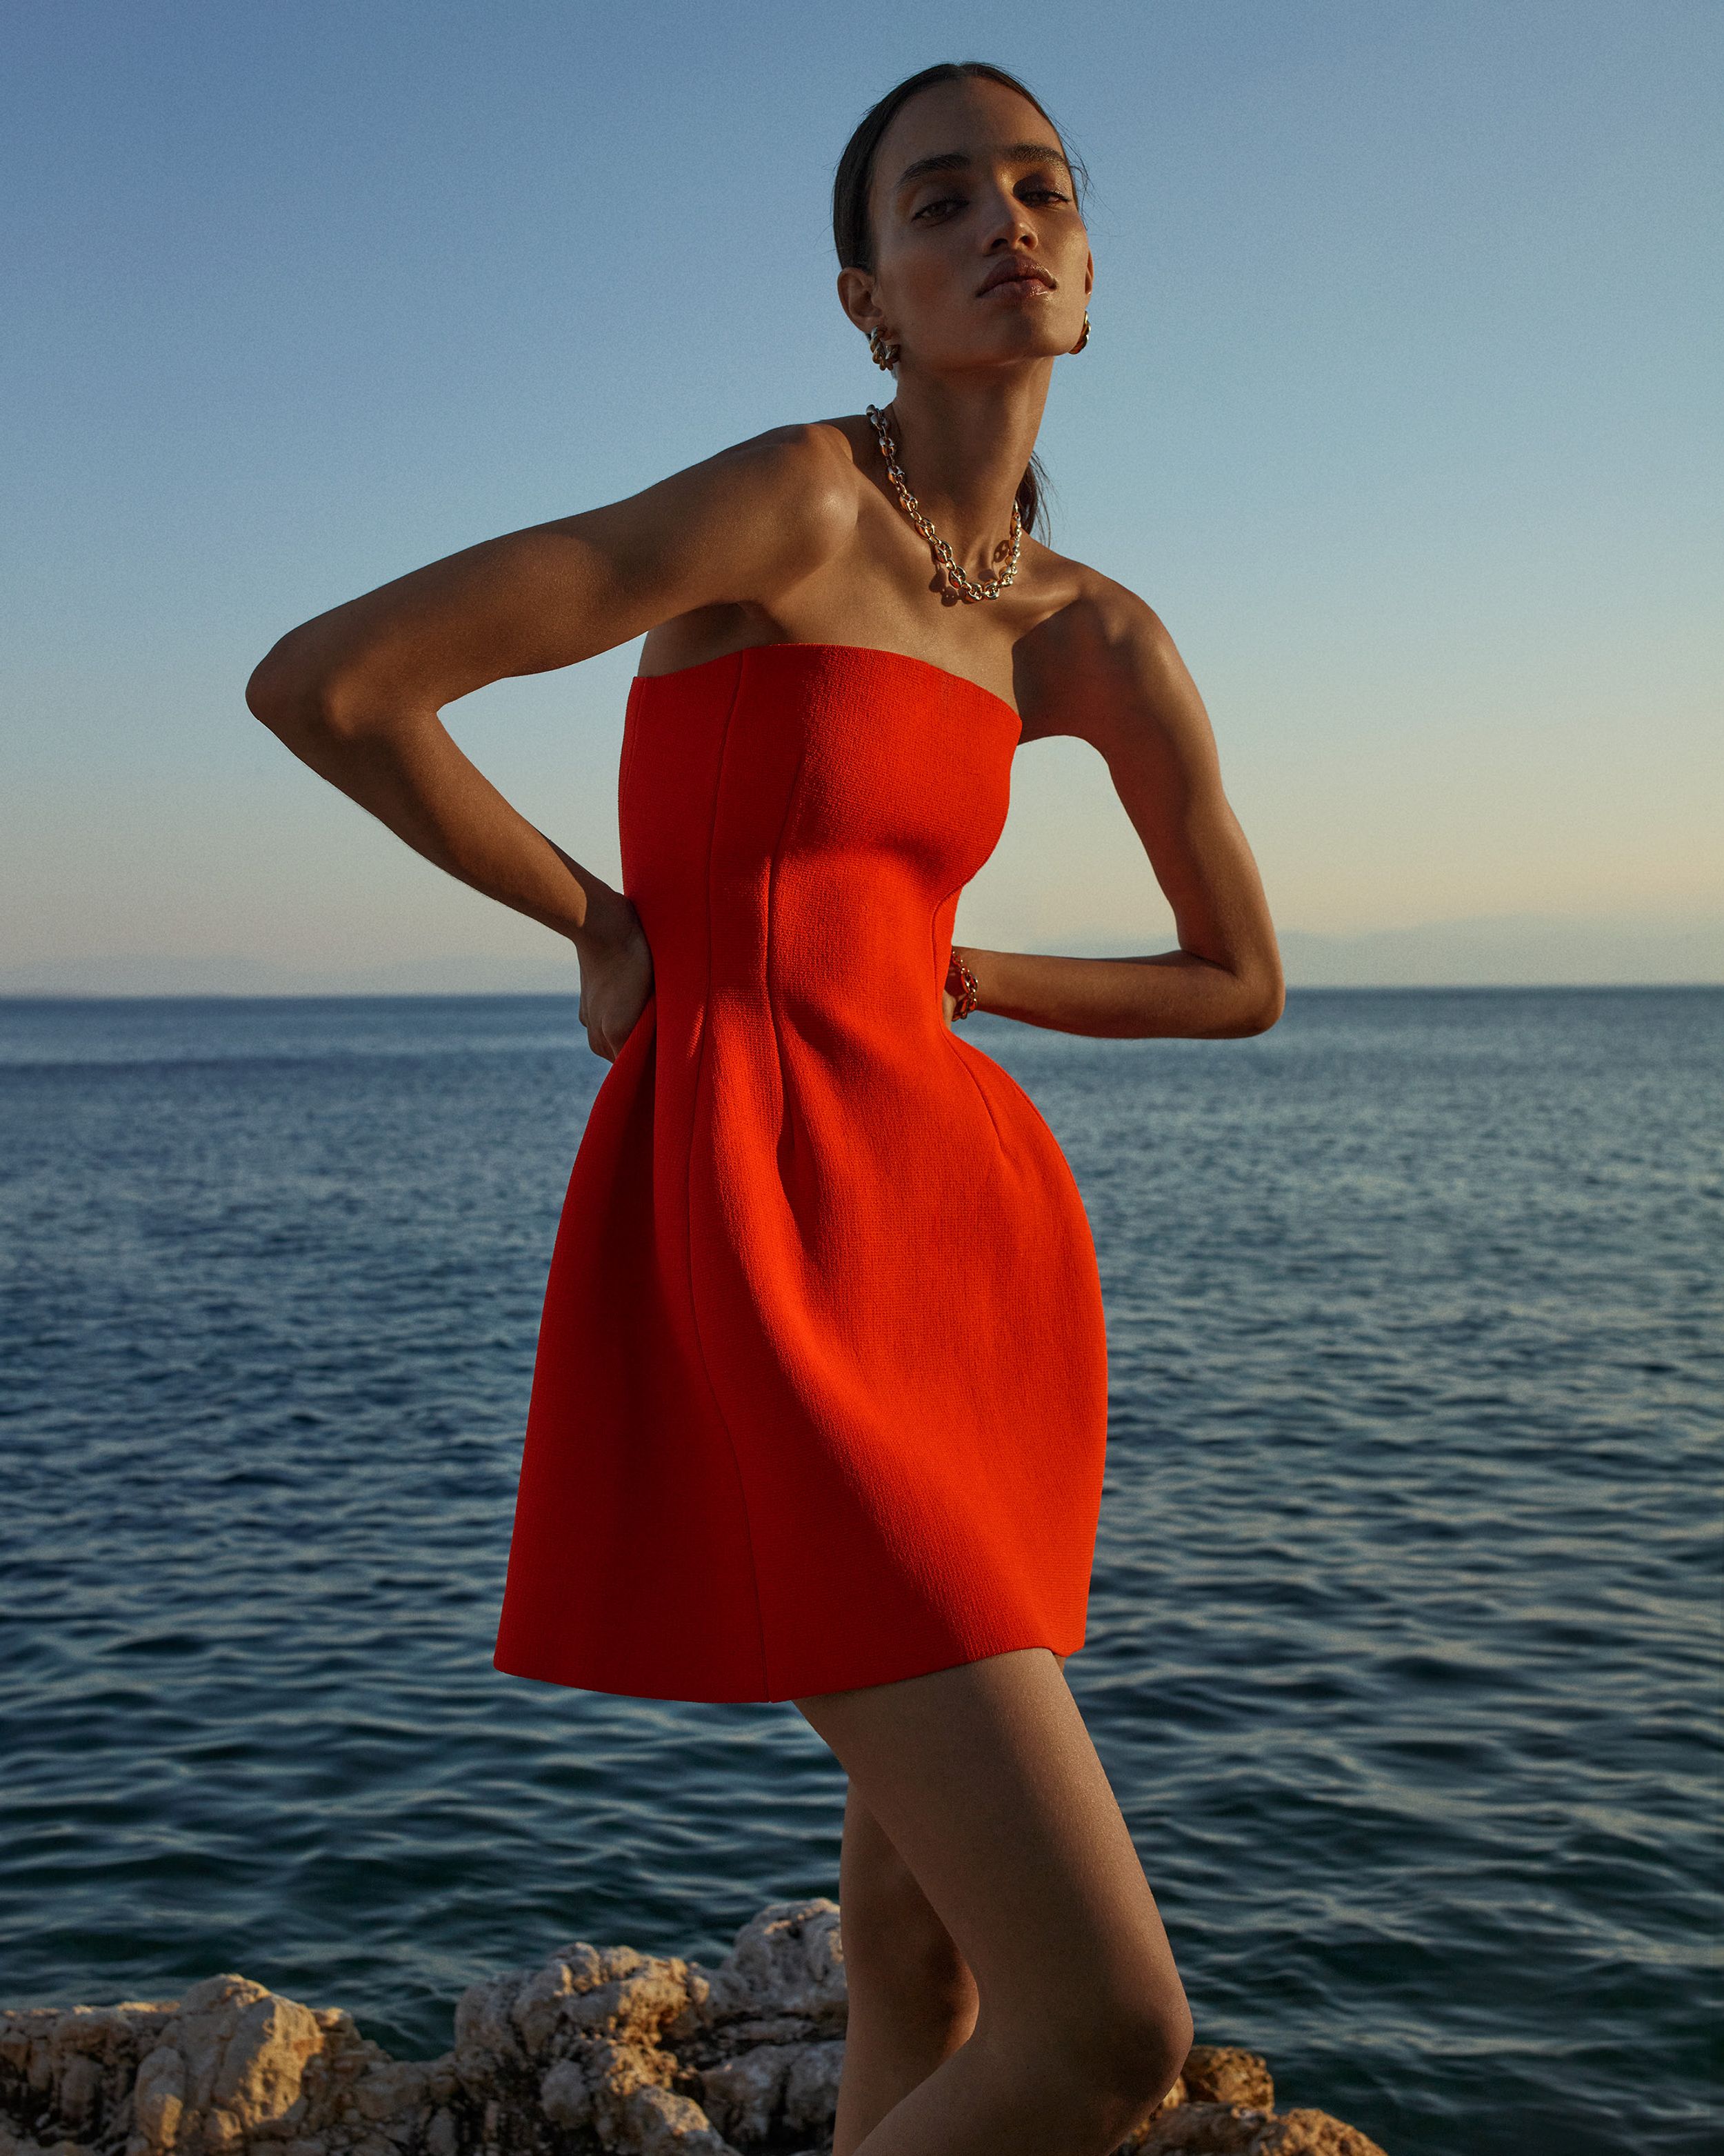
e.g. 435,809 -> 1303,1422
1,1899 -> 1385,2156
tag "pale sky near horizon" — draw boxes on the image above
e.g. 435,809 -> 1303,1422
4,0 -> 1720,986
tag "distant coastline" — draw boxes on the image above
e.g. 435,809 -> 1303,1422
1,911 -> 1721,997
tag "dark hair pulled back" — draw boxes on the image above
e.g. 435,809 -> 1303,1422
832,61 -> 1088,543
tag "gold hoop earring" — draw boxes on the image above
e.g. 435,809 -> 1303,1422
868,328 -> 899,371
1070,310 -> 1091,355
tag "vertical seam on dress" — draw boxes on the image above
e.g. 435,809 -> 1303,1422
617,683 -> 643,831
932,880 -> 1006,1149
763,692 -> 810,1169
615,686 -> 645,919
685,651 -> 774,1700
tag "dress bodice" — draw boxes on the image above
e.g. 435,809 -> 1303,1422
619,641 -> 1021,1052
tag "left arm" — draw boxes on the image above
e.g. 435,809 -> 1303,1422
952,585 -> 1283,1041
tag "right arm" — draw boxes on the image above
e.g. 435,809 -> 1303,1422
245,424 -> 856,1055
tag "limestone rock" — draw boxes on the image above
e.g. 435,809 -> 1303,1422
1248,2113 -> 1388,2155
692,2028 -> 845,2146
1180,2046 -> 1276,2111
667,1902 -> 845,2055
1122,2094 -> 1389,2156
1,1900 -> 1385,2156
1131,2102 -> 1279,2152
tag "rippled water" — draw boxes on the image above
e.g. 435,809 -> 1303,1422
1,990 -> 1718,2155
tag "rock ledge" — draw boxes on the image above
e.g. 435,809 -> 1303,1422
0,1899 -> 1385,2156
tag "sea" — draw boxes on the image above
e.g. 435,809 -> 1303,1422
1,988 -> 1718,2156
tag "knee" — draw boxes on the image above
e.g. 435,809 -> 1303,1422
1004,1983 -> 1190,2128
973,1992 -> 1192,2151
1074,1991 -> 1194,2125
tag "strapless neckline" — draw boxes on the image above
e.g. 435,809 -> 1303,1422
632,640 -> 1023,731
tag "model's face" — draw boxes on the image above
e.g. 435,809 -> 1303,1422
840,78 -> 1092,375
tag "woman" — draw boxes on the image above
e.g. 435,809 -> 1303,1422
248,59 -> 1281,2156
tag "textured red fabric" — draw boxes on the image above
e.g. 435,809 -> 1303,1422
492,642 -> 1110,1702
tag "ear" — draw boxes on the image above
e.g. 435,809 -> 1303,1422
1082,248 -> 1094,303
836,266 -> 887,338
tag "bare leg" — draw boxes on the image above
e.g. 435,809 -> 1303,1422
828,1650 -> 1079,2148
828,1779 -> 979,2152
794,1646 -> 1192,2156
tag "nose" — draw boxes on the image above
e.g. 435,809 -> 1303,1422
977,179 -> 1038,253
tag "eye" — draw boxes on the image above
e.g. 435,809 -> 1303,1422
912,194 -> 964,221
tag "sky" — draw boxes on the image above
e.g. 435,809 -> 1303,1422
3,0 -> 1720,990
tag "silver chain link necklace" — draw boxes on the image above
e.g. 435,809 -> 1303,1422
865,403 -> 1024,605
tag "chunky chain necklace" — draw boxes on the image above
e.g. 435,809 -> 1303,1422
865,403 -> 1023,605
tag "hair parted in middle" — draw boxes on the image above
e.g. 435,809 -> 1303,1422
832,61 -> 1090,543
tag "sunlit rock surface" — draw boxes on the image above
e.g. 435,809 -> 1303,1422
0,1898 -> 1385,2156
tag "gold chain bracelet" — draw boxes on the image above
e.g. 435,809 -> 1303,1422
946,951 -> 981,1021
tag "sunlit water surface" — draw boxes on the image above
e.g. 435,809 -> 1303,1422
1,990 -> 1718,2155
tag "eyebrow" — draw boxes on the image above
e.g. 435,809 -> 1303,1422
893,141 -> 1072,191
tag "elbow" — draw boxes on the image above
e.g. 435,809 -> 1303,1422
246,632 -> 329,746
1223,960 -> 1285,1037
1245,981 -> 1286,1035
245,632 -> 372,752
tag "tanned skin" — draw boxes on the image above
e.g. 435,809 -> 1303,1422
249,75 -> 1281,2155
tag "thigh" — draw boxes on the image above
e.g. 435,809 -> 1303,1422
836,1651 -> 1071,1961
794,1647 -> 1186,2039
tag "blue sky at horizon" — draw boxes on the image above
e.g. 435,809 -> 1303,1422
4,0 -> 1720,986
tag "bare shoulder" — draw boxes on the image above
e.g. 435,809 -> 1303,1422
624,420 -> 870,672
682,417 -> 859,520
588,417 -> 860,578
1014,562 -> 1205,752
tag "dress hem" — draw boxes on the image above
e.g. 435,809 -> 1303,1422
490,1624 -> 1085,1706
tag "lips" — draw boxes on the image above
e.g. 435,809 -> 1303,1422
978,260 -> 1055,295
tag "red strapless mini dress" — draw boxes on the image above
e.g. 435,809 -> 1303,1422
492,642 -> 1110,1702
